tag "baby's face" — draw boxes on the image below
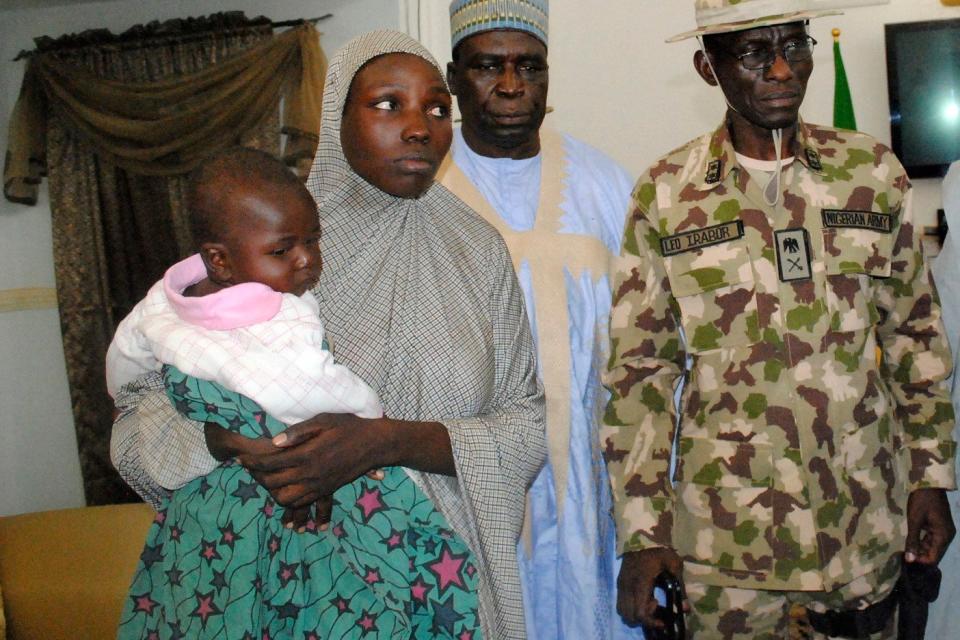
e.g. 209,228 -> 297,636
222,184 -> 321,296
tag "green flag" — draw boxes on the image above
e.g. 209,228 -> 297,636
833,32 -> 857,130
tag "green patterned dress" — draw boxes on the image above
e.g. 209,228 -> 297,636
118,366 -> 482,639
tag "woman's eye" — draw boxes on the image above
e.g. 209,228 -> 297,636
373,99 -> 396,110
429,105 -> 449,118
270,248 -> 288,256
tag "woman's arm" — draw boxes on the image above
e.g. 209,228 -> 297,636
110,371 -> 217,507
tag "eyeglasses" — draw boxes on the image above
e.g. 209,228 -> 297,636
718,36 -> 817,71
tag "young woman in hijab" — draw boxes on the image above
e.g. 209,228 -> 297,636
111,30 -> 545,640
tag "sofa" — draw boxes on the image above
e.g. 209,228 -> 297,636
0,503 -> 155,639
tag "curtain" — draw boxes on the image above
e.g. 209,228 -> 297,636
3,12 -> 325,505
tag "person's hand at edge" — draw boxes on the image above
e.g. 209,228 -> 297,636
617,547 -> 687,629
904,487 -> 956,564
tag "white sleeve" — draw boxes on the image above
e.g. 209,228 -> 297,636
141,294 -> 383,424
105,285 -> 165,398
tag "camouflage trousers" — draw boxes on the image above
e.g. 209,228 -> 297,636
684,554 -> 901,639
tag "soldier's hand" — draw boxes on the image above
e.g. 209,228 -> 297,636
905,488 -> 956,565
617,547 -> 686,629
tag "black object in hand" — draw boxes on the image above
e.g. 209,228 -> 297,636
643,571 -> 686,640
898,562 -> 942,640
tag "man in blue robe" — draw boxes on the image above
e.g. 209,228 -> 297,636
440,2 -> 638,637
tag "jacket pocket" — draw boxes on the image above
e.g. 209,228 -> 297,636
822,227 -> 893,333
664,242 -> 759,353
673,436 -> 773,574
836,410 -> 907,558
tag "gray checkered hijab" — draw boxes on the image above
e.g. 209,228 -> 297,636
303,30 -> 545,639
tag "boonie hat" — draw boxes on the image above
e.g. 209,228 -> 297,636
667,0 -> 842,43
449,0 -> 549,50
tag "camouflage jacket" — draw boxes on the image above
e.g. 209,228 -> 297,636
602,120 -> 957,591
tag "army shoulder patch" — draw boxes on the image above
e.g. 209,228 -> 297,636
821,209 -> 893,233
775,228 -> 812,282
660,221 -> 744,257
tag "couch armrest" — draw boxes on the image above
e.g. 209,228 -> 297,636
0,503 -> 154,639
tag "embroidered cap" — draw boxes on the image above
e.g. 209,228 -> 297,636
667,0 -> 842,43
450,0 -> 549,50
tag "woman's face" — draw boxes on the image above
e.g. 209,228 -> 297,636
341,53 -> 453,199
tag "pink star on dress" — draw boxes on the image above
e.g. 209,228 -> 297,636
262,501 -> 275,517
357,611 -> 377,632
410,576 -> 431,602
384,530 -> 403,550
200,541 -> 221,564
133,593 -> 158,614
429,547 -> 466,592
356,487 -> 385,521
458,630 -> 475,640
268,534 -> 281,554
364,567 -> 381,585
153,510 -> 166,525
190,591 -> 221,626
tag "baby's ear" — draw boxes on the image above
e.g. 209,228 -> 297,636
199,243 -> 231,283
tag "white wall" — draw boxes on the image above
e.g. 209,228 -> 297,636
418,0 -> 957,226
2,0 -> 957,517
0,0 -> 401,517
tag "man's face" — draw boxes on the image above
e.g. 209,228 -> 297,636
447,30 -> 548,159
702,22 -> 813,131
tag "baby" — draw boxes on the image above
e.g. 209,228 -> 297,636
110,147 -> 382,637
107,147 -> 381,426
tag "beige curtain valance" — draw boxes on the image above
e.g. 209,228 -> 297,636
4,22 -> 325,205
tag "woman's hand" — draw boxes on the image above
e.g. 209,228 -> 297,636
238,413 -> 455,509
281,496 -> 333,532
235,413 -> 388,509
204,421 -> 278,461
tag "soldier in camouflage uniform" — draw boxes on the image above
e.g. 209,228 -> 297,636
602,1 -> 958,638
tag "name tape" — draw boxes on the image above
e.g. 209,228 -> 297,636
660,221 -> 744,257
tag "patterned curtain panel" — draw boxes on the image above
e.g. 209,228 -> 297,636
18,13 -> 291,505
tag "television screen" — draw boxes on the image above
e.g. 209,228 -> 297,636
885,18 -> 960,178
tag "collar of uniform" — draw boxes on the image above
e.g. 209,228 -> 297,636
697,117 -> 826,191
794,120 -> 826,176
696,121 -> 737,191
